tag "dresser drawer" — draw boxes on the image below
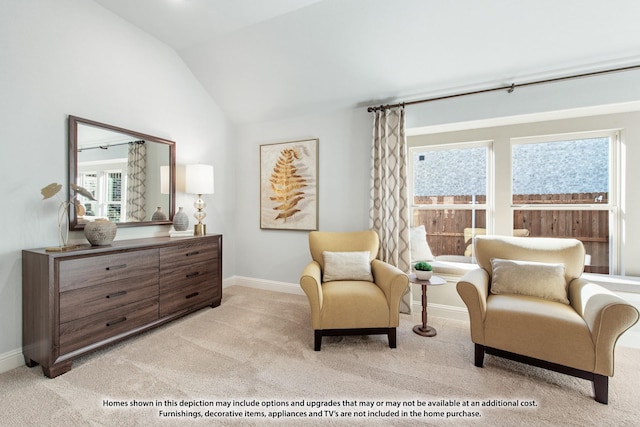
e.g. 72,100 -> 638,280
160,240 -> 217,270
159,279 -> 217,317
59,275 -> 159,324
159,259 -> 218,293
59,298 -> 158,356
58,249 -> 159,292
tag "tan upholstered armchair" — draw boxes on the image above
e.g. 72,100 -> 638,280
299,230 -> 409,351
457,235 -> 639,404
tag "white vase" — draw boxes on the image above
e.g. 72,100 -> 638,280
414,270 -> 433,281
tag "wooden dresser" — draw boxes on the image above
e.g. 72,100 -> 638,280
22,235 -> 222,378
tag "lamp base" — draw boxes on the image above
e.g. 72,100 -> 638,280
194,223 -> 206,236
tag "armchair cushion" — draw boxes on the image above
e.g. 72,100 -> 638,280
322,251 -> 373,282
490,258 -> 569,304
320,281 -> 390,329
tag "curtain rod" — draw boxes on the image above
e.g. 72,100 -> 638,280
78,140 -> 145,152
367,64 -> 640,113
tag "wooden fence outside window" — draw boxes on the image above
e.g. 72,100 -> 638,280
413,193 -> 609,274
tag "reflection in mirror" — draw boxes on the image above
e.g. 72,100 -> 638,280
69,116 -> 176,230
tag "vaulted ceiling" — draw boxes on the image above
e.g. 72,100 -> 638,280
94,0 -> 640,124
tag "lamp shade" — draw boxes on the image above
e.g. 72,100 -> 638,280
160,165 -> 170,194
185,164 -> 214,195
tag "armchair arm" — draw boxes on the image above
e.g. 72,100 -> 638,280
456,268 -> 490,344
371,259 -> 409,325
300,261 -> 323,329
569,278 -> 639,376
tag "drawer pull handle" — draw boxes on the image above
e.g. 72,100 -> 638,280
186,251 -> 200,256
185,292 -> 199,299
106,264 -> 127,271
106,291 -> 127,299
186,272 -> 200,279
106,317 -> 127,327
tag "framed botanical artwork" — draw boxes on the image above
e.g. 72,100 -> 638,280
260,138 -> 318,230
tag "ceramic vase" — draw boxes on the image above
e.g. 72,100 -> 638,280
84,218 -> 117,246
151,207 -> 167,221
173,207 -> 189,231
415,270 -> 433,281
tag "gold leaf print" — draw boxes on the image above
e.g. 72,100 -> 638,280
270,148 -> 307,222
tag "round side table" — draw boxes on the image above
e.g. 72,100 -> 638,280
409,274 -> 446,337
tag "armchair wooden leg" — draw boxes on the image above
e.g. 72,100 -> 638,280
388,328 -> 397,348
314,330 -> 322,351
593,374 -> 609,404
474,344 -> 485,367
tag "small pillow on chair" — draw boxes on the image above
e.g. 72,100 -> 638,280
322,251 -> 374,282
490,258 -> 569,304
410,225 -> 435,261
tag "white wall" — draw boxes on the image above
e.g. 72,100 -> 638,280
0,0 -> 236,368
234,107 -> 372,284
405,69 -> 640,131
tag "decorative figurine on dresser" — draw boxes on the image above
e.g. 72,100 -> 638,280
22,235 -> 222,378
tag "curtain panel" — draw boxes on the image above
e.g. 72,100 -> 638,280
126,141 -> 147,222
369,107 -> 412,313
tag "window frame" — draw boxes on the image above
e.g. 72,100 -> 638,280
509,129 -> 621,274
409,129 -> 622,275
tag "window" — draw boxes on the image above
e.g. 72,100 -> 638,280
511,132 -> 617,274
410,126 -> 621,276
410,142 -> 491,259
78,160 -> 128,222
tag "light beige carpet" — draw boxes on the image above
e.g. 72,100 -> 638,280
1,285 -> 639,426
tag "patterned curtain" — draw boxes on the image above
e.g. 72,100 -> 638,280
369,107 -> 412,313
126,141 -> 147,221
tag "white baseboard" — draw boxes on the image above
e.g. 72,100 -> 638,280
618,329 -> 640,349
411,301 -> 469,322
226,275 -> 304,295
0,348 -> 24,375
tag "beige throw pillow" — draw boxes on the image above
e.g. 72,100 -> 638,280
490,258 -> 569,304
410,225 -> 435,262
322,251 -> 374,283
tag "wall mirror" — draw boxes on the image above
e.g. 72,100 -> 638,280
68,115 -> 176,230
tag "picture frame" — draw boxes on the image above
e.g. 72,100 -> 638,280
260,138 -> 318,230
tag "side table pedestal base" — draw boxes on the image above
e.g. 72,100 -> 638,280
413,324 -> 437,337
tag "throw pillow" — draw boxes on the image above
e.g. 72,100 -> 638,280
490,258 -> 569,304
322,251 -> 374,282
410,225 -> 435,262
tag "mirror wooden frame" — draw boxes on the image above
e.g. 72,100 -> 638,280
68,115 -> 176,230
